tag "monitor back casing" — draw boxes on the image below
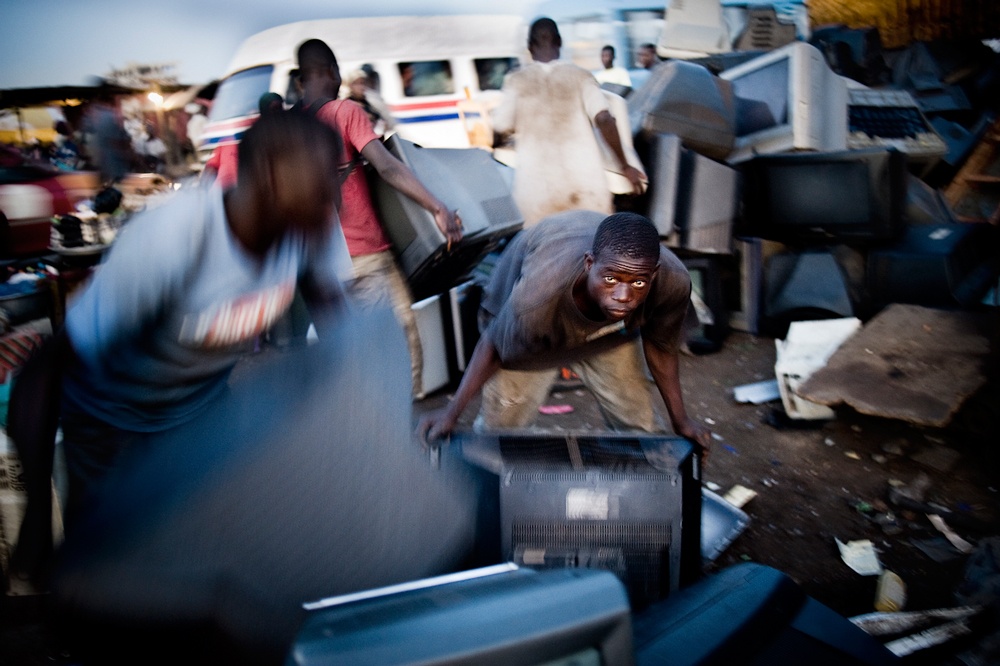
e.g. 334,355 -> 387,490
372,135 -> 523,300
455,432 -> 702,609
289,566 -> 635,666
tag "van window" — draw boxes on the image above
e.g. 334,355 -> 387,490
399,61 -> 454,97
474,57 -> 519,91
209,66 -> 273,121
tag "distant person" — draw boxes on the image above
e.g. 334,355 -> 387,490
50,120 -> 81,171
638,42 -> 660,69
82,85 -> 133,185
296,38 -> 462,399
491,18 -> 644,227
202,92 -> 284,190
594,44 -> 633,89
417,210 -> 711,456
343,68 -> 397,137
631,42 -> 661,90
185,102 -> 209,160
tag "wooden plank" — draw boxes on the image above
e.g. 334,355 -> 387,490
796,304 -> 998,427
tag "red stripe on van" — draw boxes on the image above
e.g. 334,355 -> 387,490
389,99 -> 459,113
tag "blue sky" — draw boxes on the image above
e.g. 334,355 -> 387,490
0,0 -> 541,89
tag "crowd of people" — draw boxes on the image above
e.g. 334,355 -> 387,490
6,17 -> 704,664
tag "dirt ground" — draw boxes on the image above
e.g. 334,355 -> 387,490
415,327 -> 1000,643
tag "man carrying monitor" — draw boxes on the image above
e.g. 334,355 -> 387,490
417,209 -> 712,458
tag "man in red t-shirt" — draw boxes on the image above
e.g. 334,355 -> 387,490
296,39 -> 462,399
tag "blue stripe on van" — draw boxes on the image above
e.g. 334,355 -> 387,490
396,112 -> 461,124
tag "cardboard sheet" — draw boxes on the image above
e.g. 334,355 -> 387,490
796,304 -> 997,427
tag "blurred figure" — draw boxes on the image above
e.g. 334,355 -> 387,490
81,85 -> 133,185
638,42 -> 660,69
185,101 -> 208,160
296,38 -> 462,399
594,44 -> 633,89
343,68 -> 397,137
53,109 -> 352,523
492,18 -> 644,227
631,42 -> 661,91
202,92 -> 284,190
50,120 -> 82,171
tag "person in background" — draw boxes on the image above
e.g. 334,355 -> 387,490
594,44 -> 633,89
417,210 -> 711,458
202,92 -> 284,190
185,102 -> 209,161
343,68 -> 397,137
81,84 -> 134,185
296,38 -> 462,399
51,120 -> 82,171
491,18 -> 644,227
631,42 -> 661,90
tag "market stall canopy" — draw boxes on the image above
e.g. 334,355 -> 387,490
0,84 -> 143,110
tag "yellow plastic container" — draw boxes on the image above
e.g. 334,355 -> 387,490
874,570 -> 907,612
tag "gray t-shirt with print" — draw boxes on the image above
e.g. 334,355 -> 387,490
63,184 -> 351,432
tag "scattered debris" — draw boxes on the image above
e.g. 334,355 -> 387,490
845,451 -> 861,460
850,606 -> 982,637
732,379 -> 781,404
884,617 -> 976,657
927,514 -> 975,554
723,484 -> 757,508
538,404 -> 573,415
836,538 -> 884,576
874,570 -> 907,612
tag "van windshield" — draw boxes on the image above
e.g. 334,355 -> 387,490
209,66 -> 274,121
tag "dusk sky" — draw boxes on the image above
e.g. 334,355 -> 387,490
0,0 -> 542,89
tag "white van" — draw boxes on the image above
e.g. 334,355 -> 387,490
199,15 -> 528,157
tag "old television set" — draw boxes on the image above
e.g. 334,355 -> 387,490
454,431 -> 702,609
288,564 -> 635,665
627,60 -> 737,161
739,147 -> 908,244
719,40 -> 848,164
645,133 -> 740,253
372,135 -> 523,300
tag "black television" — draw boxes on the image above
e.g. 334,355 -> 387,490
288,564 -> 635,666
453,431 -> 702,609
740,147 -> 907,245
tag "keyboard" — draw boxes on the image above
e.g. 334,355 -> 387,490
847,88 -> 947,164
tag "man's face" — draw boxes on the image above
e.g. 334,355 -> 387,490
584,251 -> 658,321
638,47 -> 657,69
601,48 -> 614,69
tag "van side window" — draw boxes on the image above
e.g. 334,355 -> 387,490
209,66 -> 274,120
399,61 -> 454,97
474,57 -> 519,91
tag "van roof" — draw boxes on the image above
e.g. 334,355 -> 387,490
224,15 -> 529,76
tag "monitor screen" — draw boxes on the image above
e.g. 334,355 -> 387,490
740,148 -> 907,244
720,41 -> 847,162
729,58 -> 787,136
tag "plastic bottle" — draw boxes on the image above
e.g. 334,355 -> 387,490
874,570 -> 907,612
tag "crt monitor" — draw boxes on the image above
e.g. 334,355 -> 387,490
740,147 -> 907,244
288,564 -> 635,666
719,40 -> 848,164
